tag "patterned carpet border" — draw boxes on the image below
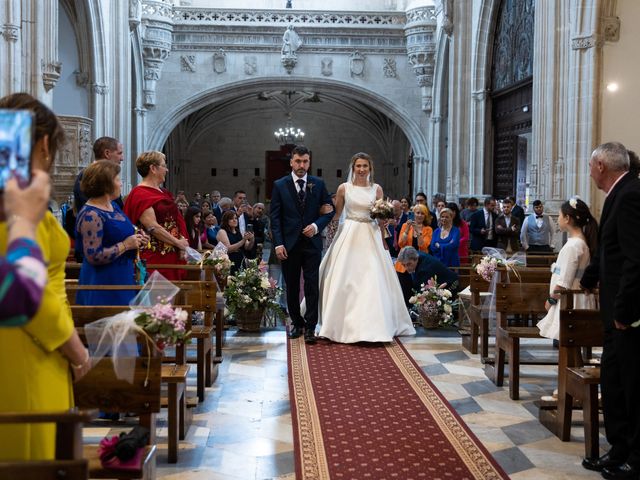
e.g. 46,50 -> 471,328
287,336 -> 509,480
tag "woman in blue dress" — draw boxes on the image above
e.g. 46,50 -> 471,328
75,161 -> 147,305
429,207 -> 461,267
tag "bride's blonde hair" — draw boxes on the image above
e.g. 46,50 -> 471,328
348,152 -> 374,185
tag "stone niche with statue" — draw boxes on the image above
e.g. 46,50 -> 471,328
54,115 -> 93,205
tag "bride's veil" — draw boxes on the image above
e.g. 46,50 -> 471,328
339,161 -> 371,225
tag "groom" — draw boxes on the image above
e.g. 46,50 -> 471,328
270,145 -> 334,343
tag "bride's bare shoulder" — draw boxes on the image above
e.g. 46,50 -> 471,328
337,183 -> 347,193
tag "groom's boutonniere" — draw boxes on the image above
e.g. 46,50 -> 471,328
307,182 -> 315,194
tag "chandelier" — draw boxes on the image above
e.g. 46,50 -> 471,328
274,125 -> 305,145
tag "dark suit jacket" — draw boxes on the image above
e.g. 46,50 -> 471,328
469,209 -> 496,252
413,252 -> 459,291
386,212 -> 408,257
511,204 -> 525,226
495,214 -> 521,252
582,173 -> 640,330
270,175 -> 334,252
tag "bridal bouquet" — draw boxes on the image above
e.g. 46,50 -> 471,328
474,255 -> 503,282
134,299 -> 191,351
409,277 -> 457,328
370,198 -> 395,220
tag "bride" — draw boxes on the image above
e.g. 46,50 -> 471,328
318,152 -> 415,343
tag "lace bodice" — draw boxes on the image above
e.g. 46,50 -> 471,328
344,183 -> 377,222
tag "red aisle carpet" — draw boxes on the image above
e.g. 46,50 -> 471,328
287,337 -> 509,480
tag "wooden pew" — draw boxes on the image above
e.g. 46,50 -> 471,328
487,281 -> 551,399
0,409 -> 95,480
71,305 -> 189,464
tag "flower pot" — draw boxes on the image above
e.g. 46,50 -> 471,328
236,308 -> 264,332
420,312 -> 440,329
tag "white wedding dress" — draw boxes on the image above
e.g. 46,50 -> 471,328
318,183 -> 416,343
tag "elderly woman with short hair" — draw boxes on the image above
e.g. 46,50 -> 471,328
76,160 -> 147,305
124,151 -> 189,280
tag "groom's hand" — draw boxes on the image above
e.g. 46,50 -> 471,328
302,224 -> 317,237
275,245 -> 288,260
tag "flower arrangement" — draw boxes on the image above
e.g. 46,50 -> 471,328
474,255 -> 504,282
224,259 -> 284,322
370,198 -> 395,220
409,277 -> 457,328
201,249 -> 232,278
134,300 -> 191,351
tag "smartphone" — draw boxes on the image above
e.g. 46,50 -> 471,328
246,224 -> 254,233
407,211 -> 415,221
0,109 -> 33,191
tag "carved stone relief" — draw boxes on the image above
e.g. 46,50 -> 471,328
383,58 -> 397,78
41,61 -> 62,92
244,56 -> 257,75
1,24 -> 19,42
571,35 -> 603,50
180,54 -> 196,72
213,49 -> 226,73
603,16 -> 621,42
349,51 -> 365,78
321,57 -> 333,77
73,70 -> 90,88
54,115 -> 93,204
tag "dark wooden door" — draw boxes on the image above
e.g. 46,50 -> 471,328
265,145 -> 312,200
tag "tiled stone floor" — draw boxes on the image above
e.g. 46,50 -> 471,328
85,326 -> 604,479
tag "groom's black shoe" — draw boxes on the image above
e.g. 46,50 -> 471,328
288,326 -> 303,339
304,330 -> 317,344
582,452 -> 625,472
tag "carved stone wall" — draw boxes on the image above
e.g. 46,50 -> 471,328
55,115 -> 93,204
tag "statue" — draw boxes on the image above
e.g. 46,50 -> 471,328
281,25 -> 302,58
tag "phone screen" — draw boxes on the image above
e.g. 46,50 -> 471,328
407,211 -> 415,221
0,109 -> 33,191
246,224 -> 254,233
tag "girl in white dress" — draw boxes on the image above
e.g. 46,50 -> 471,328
318,153 -> 415,343
537,197 -> 598,340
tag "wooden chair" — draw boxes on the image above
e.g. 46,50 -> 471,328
71,305 -> 190,464
490,282 -> 551,399
0,409 -> 95,480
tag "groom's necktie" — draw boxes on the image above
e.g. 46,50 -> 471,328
297,179 -> 306,204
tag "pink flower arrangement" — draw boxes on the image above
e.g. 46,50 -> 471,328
409,276 -> 457,327
474,255 -> 503,282
134,299 -> 190,351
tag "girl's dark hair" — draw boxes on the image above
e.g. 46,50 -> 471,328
221,210 -> 237,231
184,206 -> 202,238
446,202 -> 462,227
560,198 -> 598,257
0,92 -> 65,162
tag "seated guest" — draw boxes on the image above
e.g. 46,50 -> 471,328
76,161 -> 147,305
495,197 -> 521,253
0,171 -> 50,324
396,246 -> 459,307
430,208 -> 461,267
184,206 -> 203,250
520,199 -> 555,253
216,210 -> 254,273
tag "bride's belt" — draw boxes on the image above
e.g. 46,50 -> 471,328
345,215 -> 374,223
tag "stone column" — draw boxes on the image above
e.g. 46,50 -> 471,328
40,0 -> 60,100
55,115 -> 93,204
0,0 -> 21,97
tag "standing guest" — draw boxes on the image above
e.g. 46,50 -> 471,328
175,191 -> 188,205
202,211 -> 218,249
184,206 -> 203,250
510,196 -> 526,226
251,202 -> 267,247
0,93 -> 91,461
210,190 -> 223,219
176,198 -> 188,218
400,196 -> 412,214
76,161 -> 147,306
430,208 -> 461,267
385,199 -> 407,259
414,191 -> 428,206
580,142 -> 640,478
217,211 -> 254,273
216,197 -> 233,224
0,171 -> 50,324
200,200 -> 212,217
397,247 -> 459,308
537,197 -> 597,340
495,197 -> 521,253
469,196 -> 497,252
190,192 -> 202,207
124,151 -> 189,281
448,202 -> 469,263
434,198 -> 447,224
398,204 -> 433,254
232,190 -> 248,235
520,200 -> 555,253
460,197 -> 479,223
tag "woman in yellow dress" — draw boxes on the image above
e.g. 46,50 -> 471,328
0,93 -> 92,460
